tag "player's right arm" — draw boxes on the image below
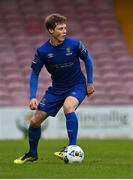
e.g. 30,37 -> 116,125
29,49 -> 44,110
29,70 -> 39,110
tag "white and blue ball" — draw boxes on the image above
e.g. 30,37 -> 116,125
63,145 -> 84,164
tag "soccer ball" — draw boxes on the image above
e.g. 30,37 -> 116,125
63,145 -> 84,164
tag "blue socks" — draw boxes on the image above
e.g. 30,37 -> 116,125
65,112 -> 78,145
28,112 -> 78,156
28,126 -> 41,156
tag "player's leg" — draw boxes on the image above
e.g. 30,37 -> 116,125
63,96 -> 79,145
54,84 -> 86,160
28,110 -> 48,157
63,83 -> 87,146
54,97 -> 79,160
14,86 -> 66,164
14,110 -> 48,164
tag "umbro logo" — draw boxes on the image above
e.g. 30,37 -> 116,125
71,92 -> 76,95
47,53 -> 54,58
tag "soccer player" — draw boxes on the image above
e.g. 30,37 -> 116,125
14,13 -> 95,164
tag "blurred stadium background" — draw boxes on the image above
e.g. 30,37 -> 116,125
0,0 -> 133,139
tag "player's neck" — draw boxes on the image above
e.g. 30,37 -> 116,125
49,38 -> 64,47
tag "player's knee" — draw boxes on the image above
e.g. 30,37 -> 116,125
30,110 -> 48,128
63,104 -> 74,114
30,118 -> 40,128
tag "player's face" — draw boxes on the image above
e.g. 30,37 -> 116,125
50,23 -> 67,45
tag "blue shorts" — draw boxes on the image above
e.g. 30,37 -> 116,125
37,83 -> 87,117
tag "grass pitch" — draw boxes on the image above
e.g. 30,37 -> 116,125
0,139 -> 133,179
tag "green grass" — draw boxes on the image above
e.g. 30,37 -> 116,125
0,139 -> 133,179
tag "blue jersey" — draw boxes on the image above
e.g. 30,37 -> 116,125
30,37 -> 94,99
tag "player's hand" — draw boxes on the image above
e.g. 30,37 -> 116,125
86,83 -> 95,96
29,98 -> 39,110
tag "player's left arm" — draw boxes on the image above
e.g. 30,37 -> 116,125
78,41 -> 95,96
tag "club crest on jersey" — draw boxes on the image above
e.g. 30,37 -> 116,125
66,48 -> 72,55
47,53 -> 54,58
